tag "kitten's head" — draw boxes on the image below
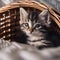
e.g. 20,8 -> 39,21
19,8 -> 51,41
20,8 -> 51,33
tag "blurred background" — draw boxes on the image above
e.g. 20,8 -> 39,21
0,0 -> 60,12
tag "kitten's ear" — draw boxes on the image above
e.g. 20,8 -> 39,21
38,10 -> 51,27
20,8 -> 28,24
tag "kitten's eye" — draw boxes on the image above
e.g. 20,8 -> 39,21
25,23 -> 29,26
23,23 -> 29,28
35,24 -> 42,29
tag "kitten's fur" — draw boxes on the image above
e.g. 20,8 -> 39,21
19,8 -> 55,48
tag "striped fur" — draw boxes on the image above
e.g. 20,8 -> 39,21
20,8 -> 54,49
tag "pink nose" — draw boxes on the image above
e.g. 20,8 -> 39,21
29,28 -> 33,33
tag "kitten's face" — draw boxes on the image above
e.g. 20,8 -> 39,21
20,8 -> 51,47
20,19 -> 46,38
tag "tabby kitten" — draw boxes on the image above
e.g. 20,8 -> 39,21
19,8 -> 54,49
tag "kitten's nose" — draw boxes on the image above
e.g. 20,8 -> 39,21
29,28 -> 33,33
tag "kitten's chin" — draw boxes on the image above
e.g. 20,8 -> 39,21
27,36 -> 44,41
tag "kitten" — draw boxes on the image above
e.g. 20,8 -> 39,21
19,8 -> 55,49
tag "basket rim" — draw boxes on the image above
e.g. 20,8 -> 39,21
0,0 -> 60,28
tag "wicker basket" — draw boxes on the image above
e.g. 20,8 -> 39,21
0,0 -> 60,41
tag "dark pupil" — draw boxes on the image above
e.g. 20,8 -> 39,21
24,23 -> 29,27
36,24 -> 40,28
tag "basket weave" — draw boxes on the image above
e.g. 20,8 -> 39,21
0,0 -> 60,41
